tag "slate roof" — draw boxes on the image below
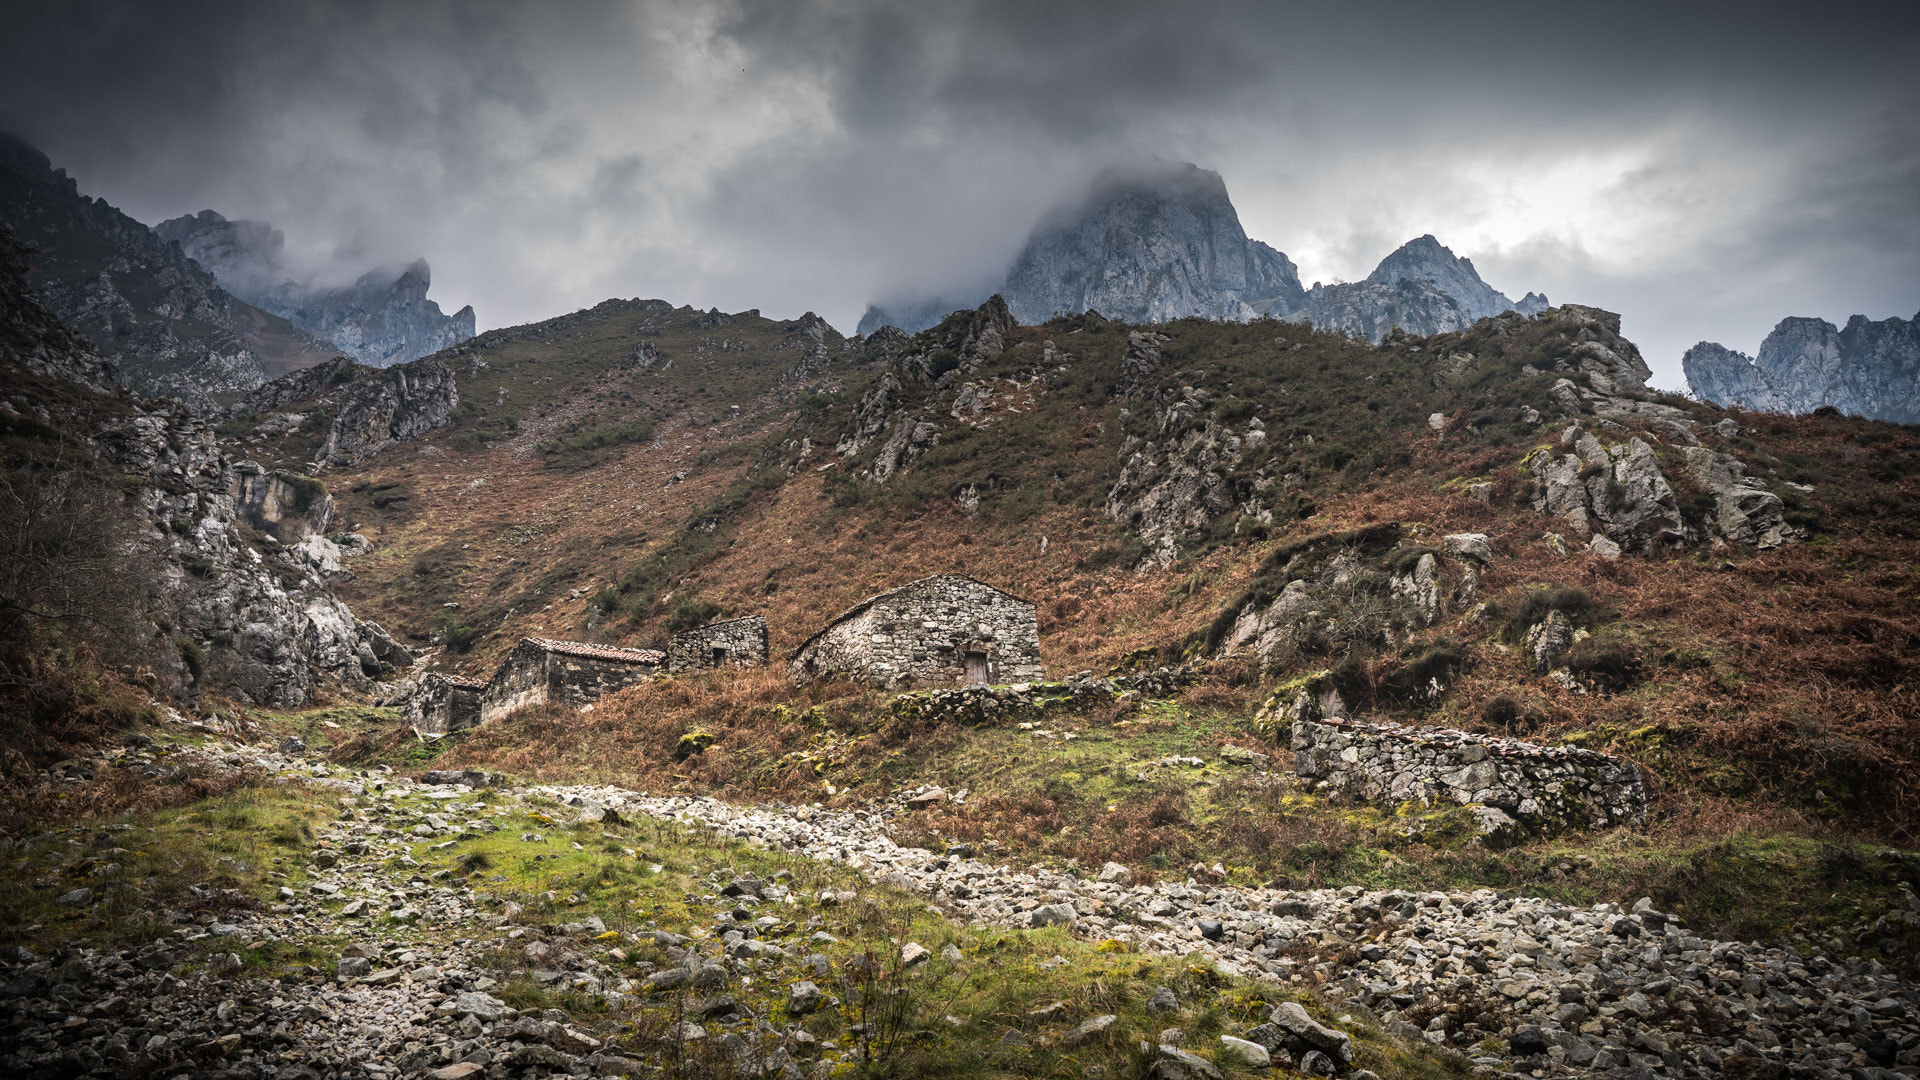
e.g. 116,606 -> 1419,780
524,637 -> 666,664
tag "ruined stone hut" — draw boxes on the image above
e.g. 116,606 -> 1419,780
667,614 -> 770,673
788,574 -> 1042,687
409,673 -> 484,735
479,637 -> 663,724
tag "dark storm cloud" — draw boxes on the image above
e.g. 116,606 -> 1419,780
2,0 -> 1915,386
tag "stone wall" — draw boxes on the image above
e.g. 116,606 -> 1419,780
666,615 -> 770,673
889,665 -> 1202,726
410,673 -> 484,735
1290,718 -> 1646,840
789,574 -> 1043,688
479,638 -> 663,724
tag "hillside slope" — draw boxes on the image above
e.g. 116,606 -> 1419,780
251,291 -> 1920,854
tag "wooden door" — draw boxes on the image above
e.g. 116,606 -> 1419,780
964,651 -> 989,685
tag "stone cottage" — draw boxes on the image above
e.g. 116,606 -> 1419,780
667,614 -> 770,673
788,574 -> 1043,687
479,637 -> 664,724
409,672 -> 485,735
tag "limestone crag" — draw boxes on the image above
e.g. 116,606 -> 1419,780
1105,385 -> 1254,568
0,135 -> 332,409
1684,311 -> 1920,423
1524,428 -> 1690,553
317,356 -> 459,466
1290,717 -> 1649,841
157,209 -> 476,368
0,223 -> 115,390
836,297 -> 1023,481
93,401 -> 409,705
1000,162 -> 1306,326
858,166 -> 1546,344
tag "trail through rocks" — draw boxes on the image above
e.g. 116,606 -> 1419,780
4,739 -> 1916,1080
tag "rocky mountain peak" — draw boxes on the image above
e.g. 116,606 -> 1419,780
860,162 -> 1546,344
1683,310 -> 1920,423
157,209 -> 474,369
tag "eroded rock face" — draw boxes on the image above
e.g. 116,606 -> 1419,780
1684,311 -> 1920,423
318,357 -> 458,466
1002,162 -> 1307,326
157,210 -> 476,368
1106,387 -> 1247,568
1292,236 -> 1549,342
1681,446 -> 1798,548
0,135 -> 334,410
94,403 -> 407,705
837,297 -> 1019,482
857,169 -> 1548,344
1524,428 -> 1689,552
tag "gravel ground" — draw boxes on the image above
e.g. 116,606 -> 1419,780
3,737 -> 1915,1080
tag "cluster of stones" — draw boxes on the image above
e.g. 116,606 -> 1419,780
10,732 -> 1914,1080
788,574 -> 1043,688
1290,718 -> 1648,840
577,787 -> 1918,1079
888,665 -> 1202,727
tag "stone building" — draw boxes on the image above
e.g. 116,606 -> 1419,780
667,614 -> 770,673
479,637 -> 664,724
409,672 -> 485,735
788,574 -> 1042,687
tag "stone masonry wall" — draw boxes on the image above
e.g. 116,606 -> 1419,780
666,615 -> 770,673
480,639 -> 662,724
790,574 -> 1043,688
1290,717 -> 1646,839
409,674 -> 483,735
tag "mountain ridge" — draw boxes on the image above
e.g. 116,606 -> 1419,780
1684,310 -> 1920,423
156,208 -> 477,368
859,163 -> 1546,342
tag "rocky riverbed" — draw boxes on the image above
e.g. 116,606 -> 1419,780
4,735 -> 1915,1080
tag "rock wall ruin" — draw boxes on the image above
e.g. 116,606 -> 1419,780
1290,717 -> 1647,840
409,673 -> 484,735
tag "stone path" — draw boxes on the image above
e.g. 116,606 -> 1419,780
3,738 -> 1915,1080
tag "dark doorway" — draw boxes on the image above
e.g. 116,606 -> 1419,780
711,647 -> 728,667
964,651 -> 989,686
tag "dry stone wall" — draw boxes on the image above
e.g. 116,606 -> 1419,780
789,574 -> 1042,688
1290,717 -> 1646,840
408,673 -> 483,735
666,615 -> 769,673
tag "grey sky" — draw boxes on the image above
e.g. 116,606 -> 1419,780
3,0 -> 1915,388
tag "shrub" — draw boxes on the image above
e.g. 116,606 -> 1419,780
1490,585 -> 1593,642
1565,638 -> 1643,693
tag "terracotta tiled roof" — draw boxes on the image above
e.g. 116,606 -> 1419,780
525,636 -> 665,664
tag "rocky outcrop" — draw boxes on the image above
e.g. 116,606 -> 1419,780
157,209 -> 476,368
1683,312 -> 1920,423
1291,236 -> 1549,343
93,402 -> 409,705
0,135 -> 333,409
1680,446 -> 1798,548
1290,717 -> 1649,840
1523,427 -> 1690,553
317,356 -> 458,466
1105,386 -> 1249,568
0,223 -> 115,391
837,297 -> 1017,481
